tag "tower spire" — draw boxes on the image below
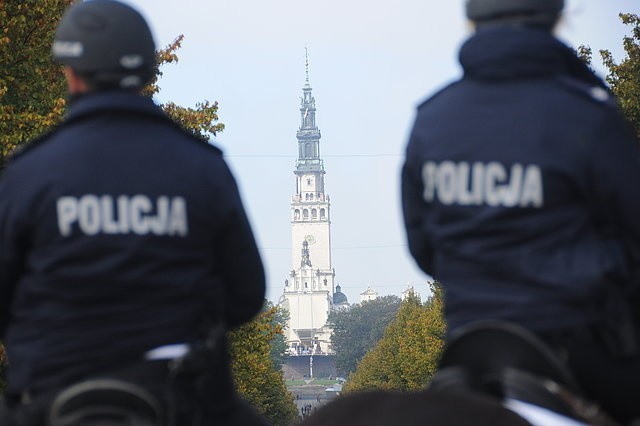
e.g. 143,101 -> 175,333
305,47 -> 310,86
297,48 -> 321,164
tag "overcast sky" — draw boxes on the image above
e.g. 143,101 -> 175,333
125,0 -> 638,304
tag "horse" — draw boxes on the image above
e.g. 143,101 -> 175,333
300,321 -> 619,426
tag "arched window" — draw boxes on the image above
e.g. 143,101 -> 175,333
303,209 -> 309,219
311,209 -> 317,219
294,209 -> 300,220
320,208 -> 326,219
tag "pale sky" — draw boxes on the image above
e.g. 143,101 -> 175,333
124,0 -> 638,304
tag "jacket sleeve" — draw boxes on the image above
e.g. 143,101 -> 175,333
401,121 -> 435,275
215,164 -> 266,329
0,169 -> 26,339
589,108 -> 640,301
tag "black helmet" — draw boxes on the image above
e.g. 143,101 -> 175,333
52,0 -> 156,90
466,0 -> 564,28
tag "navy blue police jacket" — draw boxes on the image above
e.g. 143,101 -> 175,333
0,92 -> 265,394
402,27 -> 640,334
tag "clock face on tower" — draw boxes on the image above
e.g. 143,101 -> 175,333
305,234 -> 316,245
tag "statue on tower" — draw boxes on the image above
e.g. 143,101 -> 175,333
301,240 -> 312,267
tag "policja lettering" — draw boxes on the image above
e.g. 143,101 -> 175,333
422,161 -> 543,208
57,194 -> 188,237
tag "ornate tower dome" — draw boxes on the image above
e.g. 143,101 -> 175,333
333,284 -> 348,305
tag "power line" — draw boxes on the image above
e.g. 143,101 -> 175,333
260,244 -> 408,251
333,244 -> 407,250
335,282 -> 431,289
326,154 -> 401,158
226,153 -> 401,158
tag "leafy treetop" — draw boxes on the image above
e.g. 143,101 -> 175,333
1,7 -> 224,168
343,284 -> 445,393
228,304 -> 298,426
144,35 -> 225,140
601,13 -> 640,138
0,0 -> 72,164
328,295 -> 402,377
579,13 -> 640,138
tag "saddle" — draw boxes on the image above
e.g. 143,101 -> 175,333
47,378 -> 162,426
429,321 -> 617,426
46,325 -> 227,426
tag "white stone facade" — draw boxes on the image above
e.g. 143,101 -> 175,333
360,286 -> 379,303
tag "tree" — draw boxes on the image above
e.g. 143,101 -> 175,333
0,6 -> 224,169
144,35 -> 225,141
601,13 -> 640,138
579,13 -> 640,138
0,0 -> 71,165
343,284 -> 445,393
228,305 -> 298,426
264,301 -> 289,371
328,295 -> 402,377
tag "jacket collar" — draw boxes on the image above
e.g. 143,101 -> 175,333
64,91 -> 168,124
459,27 -> 606,88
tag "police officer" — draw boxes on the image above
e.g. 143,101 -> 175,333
0,1 -> 267,424
401,0 -> 640,423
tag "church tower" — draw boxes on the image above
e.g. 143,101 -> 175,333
280,52 -> 337,355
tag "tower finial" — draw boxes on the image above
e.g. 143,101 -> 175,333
305,47 -> 310,85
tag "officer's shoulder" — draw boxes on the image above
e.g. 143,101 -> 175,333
554,76 -> 616,107
6,127 -> 60,164
167,122 -> 223,156
182,133 -> 223,156
416,81 -> 462,111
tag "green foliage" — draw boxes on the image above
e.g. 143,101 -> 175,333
228,305 -> 298,426
0,0 -> 71,165
576,45 -> 593,64
0,15 -> 224,171
328,295 -> 402,377
162,100 -> 224,141
264,301 -> 289,370
600,13 -> 640,138
343,284 -> 445,393
144,36 -> 225,140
